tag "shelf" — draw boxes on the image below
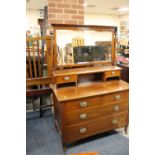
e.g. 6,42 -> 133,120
52,66 -> 122,77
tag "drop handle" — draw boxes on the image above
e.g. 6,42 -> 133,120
79,128 -> 87,134
80,113 -> 88,120
114,94 -> 121,100
79,101 -> 88,107
64,76 -> 70,80
112,119 -> 118,125
113,105 -> 120,111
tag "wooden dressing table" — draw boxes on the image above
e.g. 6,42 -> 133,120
50,24 -> 129,149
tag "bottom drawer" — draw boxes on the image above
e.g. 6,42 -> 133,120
63,112 -> 128,143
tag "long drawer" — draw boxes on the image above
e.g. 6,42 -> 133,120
63,91 -> 129,112
63,112 -> 128,143
64,100 -> 128,125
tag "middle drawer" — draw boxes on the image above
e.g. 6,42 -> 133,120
64,100 -> 128,125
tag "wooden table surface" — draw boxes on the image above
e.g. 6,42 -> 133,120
51,80 -> 129,102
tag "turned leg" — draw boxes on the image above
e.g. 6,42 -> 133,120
124,126 -> 128,134
62,143 -> 67,152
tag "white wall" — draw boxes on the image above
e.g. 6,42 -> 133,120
119,13 -> 129,22
26,10 -> 41,36
84,13 -> 120,35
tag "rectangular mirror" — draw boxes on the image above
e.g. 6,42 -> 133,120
55,30 -> 113,66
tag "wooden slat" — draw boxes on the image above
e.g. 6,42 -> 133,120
32,40 -> 37,78
37,40 -> 41,77
27,44 -> 33,78
26,77 -> 52,86
46,38 -> 53,77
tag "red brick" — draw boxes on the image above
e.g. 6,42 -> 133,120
71,4 -> 83,9
78,10 -> 84,15
64,20 -> 77,24
48,8 -> 63,13
78,0 -> 84,4
72,15 -> 83,20
71,0 -> 78,3
48,19 -> 63,24
57,14 -> 71,19
48,0 -> 63,2
78,20 -> 84,25
48,3 -> 55,8
57,3 -> 70,8
64,9 -> 77,14
48,14 -> 56,18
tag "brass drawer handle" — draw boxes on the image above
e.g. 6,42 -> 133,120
111,71 -> 115,75
64,76 -> 70,80
114,94 -> 121,100
79,128 -> 87,134
79,101 -> 88,108
112,119 -> 118,125
113,105 -> 120,111
80,113 -> 88,120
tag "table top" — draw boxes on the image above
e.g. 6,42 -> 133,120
51,80 -> 129,102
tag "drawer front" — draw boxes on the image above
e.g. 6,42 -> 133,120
104,70 -> 121,78
55,75 -> 77,84
64,96 -> 102,111
63,112 -> 128,143
102,91 -> 129,104
65,101 -> 128,125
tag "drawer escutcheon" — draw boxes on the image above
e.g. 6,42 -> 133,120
113,105 -> 120,111
114,94 -> 121,100
80,113 -> 88,120
79,101 -> 88,108
79,128 -> 87,134
111,71 -> 116,75
112,119 -> 118,125
64,76 -> 70,80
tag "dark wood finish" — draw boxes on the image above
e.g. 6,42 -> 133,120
117,64 -> 129,83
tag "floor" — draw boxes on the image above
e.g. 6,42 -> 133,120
26,110 -> 129,155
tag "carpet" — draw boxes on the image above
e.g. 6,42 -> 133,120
26,110 -> 129,155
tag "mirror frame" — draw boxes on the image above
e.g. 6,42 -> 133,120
50,24 -> 117,69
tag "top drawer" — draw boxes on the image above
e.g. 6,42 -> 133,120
55,75 -> 77,84
64,96 -> 102,111
102,91 -> 129,104
104,70 -> 121,81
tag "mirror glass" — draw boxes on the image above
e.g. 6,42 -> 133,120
56,30 -> 112,66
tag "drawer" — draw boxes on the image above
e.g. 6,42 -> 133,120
104,70 -> 121,80
63,96 -> 102,111
64,101 -> 128,125
55,75 -> 77,84
102,91 -> 129,104
63,112 -> 128,143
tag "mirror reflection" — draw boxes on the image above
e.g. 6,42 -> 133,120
56,30 -> 112,65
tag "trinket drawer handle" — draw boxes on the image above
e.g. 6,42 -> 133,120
112,119 -> 118,125
80,101 -> 88,107
80,113 -> 88,120
111,71 -> 116,75
79,128 -> 87,134
113,105 -> 120,111
64,76 -> 70,80
114,94 -> 121,100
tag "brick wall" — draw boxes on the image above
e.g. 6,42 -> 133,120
48,0 -> 84,25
